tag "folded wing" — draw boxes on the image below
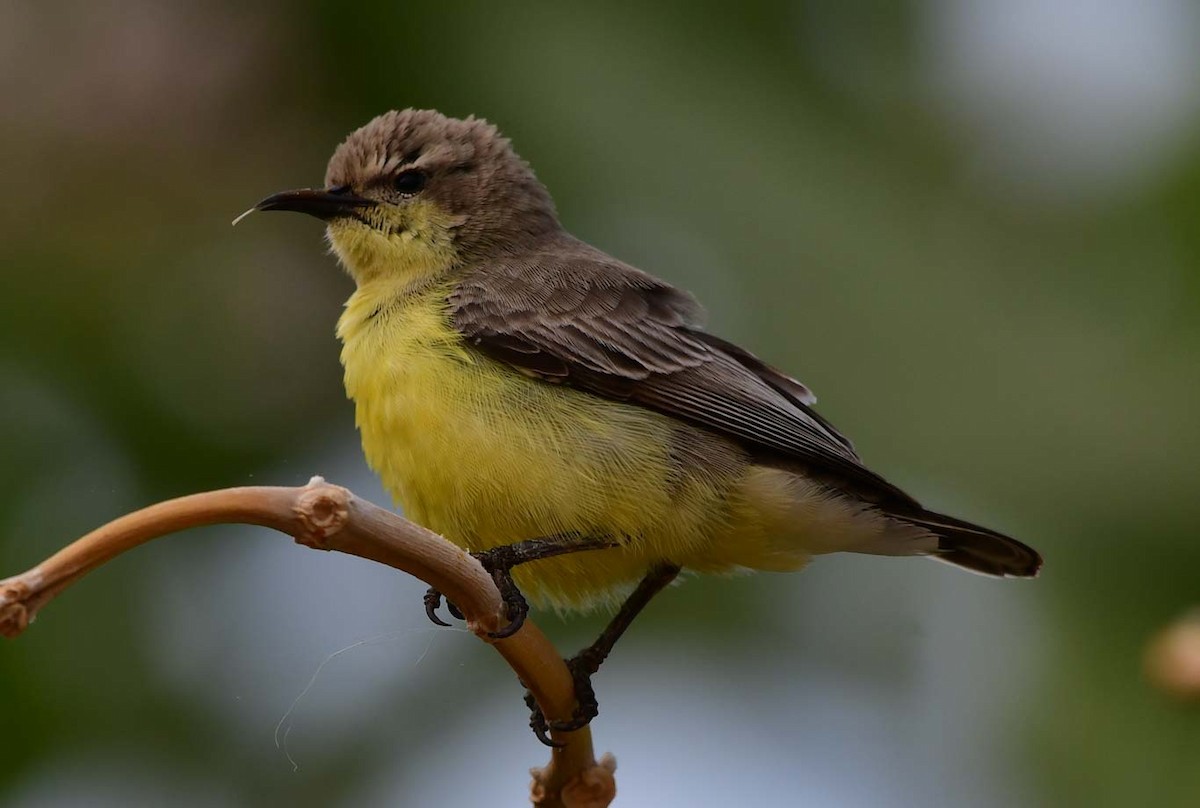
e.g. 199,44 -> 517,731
449,235 -> 918,507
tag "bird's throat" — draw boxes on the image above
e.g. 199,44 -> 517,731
326,202 -> 461,287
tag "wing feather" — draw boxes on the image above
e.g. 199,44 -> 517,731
450,234 -> 915,505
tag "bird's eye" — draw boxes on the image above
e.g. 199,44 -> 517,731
393,169 -> 427,195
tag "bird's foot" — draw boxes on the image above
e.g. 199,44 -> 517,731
476,546 -> 532,639
422,587 -> 464,626
423,546 -> 531,638
422,535 -> 618,637
525,650 -> 602,747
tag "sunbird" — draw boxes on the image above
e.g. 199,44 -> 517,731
247,109 -> 1041,743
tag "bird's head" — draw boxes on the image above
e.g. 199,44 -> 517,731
248,109 -> 559,285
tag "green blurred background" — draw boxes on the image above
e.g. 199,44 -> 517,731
3,2 -> 1199,806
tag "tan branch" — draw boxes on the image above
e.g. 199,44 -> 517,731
0,477 -> 616,808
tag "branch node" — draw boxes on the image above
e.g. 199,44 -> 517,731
0,595 -> 31,639
292,482 -> 351,549
531,753 -> 617,807
0,573 -> 39,638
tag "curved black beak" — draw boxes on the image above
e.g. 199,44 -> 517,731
237,187 -> 375,225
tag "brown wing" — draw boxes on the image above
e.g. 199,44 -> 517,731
449,234 -> 916,506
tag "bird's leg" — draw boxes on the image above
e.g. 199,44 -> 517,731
423,533 -> 618,639
527,562 -> 681,746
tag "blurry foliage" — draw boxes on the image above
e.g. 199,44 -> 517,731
2,1 -> 1199,806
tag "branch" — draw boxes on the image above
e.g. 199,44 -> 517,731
0,477 -> 616,808
1145,608 -> 1200,702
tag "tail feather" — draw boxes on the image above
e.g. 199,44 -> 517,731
900,509 -> 1042,578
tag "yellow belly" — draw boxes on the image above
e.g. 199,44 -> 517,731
338,281 -> 813,609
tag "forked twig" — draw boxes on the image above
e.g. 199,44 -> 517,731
0,476 -> 616,808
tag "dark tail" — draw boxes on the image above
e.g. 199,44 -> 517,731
902,509 -> 1042,578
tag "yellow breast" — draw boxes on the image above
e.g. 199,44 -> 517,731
336,280 -> 821,609
338,281 -> 709,606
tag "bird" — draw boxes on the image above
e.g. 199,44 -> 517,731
246,108 -> 1042,744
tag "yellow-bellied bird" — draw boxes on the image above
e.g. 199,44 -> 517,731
248,109 -> 1041,743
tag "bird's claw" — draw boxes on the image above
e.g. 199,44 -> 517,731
421,547 -> 529,637
482,560 -> 529,639
524,653 -> 601,747
423,587 -> 452,627
525,690 -> 563,747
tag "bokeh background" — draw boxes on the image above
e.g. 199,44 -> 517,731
3,2 -> 1199,805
